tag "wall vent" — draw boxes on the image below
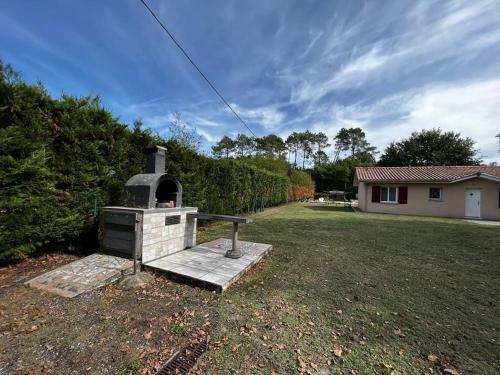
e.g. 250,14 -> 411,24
165,215 -> 181,226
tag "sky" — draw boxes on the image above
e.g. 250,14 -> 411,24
1,0 -> 499,162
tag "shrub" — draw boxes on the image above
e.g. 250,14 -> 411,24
289,169 -> 314,189
241,155 -> 290,176
288,185 -> 314,201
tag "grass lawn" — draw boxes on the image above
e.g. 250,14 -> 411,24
1,203 -> 499,374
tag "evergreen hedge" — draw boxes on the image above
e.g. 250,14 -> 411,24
0,62 -> 292,261
164,142 -> 289,214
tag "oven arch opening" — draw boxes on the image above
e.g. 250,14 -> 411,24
154,175 -> 182,208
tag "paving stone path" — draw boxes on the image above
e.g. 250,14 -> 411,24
26,239 -> 271,296
26,253 -> 133,298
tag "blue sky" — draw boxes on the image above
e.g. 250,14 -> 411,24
1,0 -> 499,162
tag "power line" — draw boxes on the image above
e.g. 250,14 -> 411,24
138,0 -> 256,137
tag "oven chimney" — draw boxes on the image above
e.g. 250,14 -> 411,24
145,146 -> 166,174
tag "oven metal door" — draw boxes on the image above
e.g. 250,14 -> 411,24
100,211 -> 139,258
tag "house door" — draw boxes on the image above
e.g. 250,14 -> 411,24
465,189 -> 481,218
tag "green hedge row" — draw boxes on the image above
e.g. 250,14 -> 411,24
162,142 -> 289,215
0,62 -> 289,261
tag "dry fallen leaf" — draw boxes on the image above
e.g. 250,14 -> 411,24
427,353 -> 438,362
393,328 -> 405,337
297,357 -> 306,369
232,343 -> 242,352
443,367 -> 460,375
144,330 -> 153,340
332,344 -> 343,358
197,329 -> 206,337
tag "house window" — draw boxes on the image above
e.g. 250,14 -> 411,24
429,187 -> 442,200
380,186 -> 397,203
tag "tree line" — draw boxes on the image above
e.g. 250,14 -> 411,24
211,125 -> 490,195
212,128 -> 378,168
212,127 -> 487,169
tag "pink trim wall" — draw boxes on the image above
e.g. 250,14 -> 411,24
358,178 -> 500,220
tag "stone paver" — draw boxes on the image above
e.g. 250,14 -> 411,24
26,253 -> 133,298
143,238 -> 272,292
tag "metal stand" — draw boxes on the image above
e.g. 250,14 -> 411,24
133,217 -> 139,275
225,222 -> 244,258
186,213 -> 252,259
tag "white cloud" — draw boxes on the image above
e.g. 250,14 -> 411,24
312,79 -> 500,163
194,127 -> 218,143
229,103 -> 285,131
87,0 -> 500,161
299,30 -> 324,59
388,80 -> 500,162
289,0 -> 500,106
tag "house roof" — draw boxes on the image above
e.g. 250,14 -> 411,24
354,166 -> 500,184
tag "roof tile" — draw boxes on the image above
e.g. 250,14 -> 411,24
355,166 -> 500,183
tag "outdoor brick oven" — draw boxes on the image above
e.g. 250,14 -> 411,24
28,147 -> 269,297
100,146 -> 198,263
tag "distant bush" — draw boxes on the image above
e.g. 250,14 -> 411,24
289,169 -> 314,188
288,185 -> 314,201
311,159 -> 354,192
287,170 -> 314,201
241,155 -> 290,176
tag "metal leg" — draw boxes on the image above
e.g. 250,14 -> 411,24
133,217 -> 139,275
225,222 -> 244,258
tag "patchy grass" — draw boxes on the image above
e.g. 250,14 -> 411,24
1,203 -> 499,374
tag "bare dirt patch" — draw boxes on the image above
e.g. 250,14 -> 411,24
0,255 -> 216,375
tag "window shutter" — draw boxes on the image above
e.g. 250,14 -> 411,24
398,186 -> 408,204
372,186 -> 380,203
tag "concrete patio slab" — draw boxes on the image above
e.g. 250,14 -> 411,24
143,238 -> 272,292
465,219 -> 500,226
25,253 -> 133,298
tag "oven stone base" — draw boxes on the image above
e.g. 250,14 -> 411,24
101,206 -> 198,263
